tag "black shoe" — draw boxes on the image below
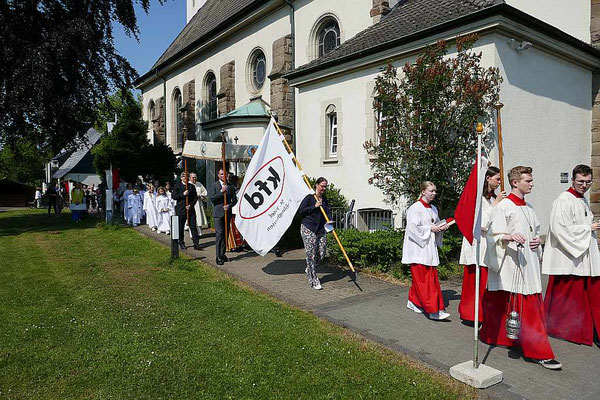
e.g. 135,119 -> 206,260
222,255 -> 229,262
216,258 -> 224,265
193,243 -> 202,250
179,242 -> 186,250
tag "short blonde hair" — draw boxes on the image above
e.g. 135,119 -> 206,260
420,181 -> 435,192
508,166 -> 532,188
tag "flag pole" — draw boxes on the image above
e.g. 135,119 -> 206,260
185,159 -> 190,227
221,131 -> 230,251
473,122 -> 484,369
494,102 -> 505,192
270,117 -> 355,273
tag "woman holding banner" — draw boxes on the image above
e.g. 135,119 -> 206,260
298,177 -> 332,290
457,166 -> 505,323
402,181 -> 450,320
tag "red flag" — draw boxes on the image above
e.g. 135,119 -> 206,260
454,159 -> 479,245
112,168 -> 120,192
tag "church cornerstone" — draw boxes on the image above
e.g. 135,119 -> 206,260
217,61 -> 236,116
269,35 -> 294,143
370,0 -> 391,24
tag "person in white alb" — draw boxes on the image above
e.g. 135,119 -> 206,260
542,164 -> 600,346
480,166 -> 561,370
155,186 -> 173,235
187,172 -> 208,238
458,166 -> 505,323
402,181 -> 451,320
143,183 -> 159,231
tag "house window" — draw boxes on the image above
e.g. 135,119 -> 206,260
318,20 -> 340,57
326,105 -> 337,158
173,89 -> 184,149
204,72 -> 217,121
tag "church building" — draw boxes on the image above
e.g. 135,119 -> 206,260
135,0 -> 600,230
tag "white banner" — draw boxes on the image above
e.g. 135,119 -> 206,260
234,118 -> 312,256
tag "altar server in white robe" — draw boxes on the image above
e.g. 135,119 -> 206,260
481,166 -> 561,370
186,172 -> 208,238
127,188 -> 143,227
122,183 -> 133,221
458,166 -> 505,323
542,164 -> 600,346
402,181 -> 450,320
155,187 -> 172,234
143,183 -> 159,231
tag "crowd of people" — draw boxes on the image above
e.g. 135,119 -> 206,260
37,182 -> 103,218
397,163 -> 598,371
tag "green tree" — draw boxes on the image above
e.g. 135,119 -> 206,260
365,35 -> 502,214
92,93 -> 176,184
0,0 -> 161,153
0,138 -> 49,186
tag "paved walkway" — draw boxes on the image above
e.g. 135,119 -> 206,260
136,226 -> 600,400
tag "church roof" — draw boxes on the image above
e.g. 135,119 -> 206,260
223,97 -> 271,118
285,0 -> 600,80
139,0 -> 267,81
52,128 -> 101,179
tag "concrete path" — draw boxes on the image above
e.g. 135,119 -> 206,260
136,226 -> 600,400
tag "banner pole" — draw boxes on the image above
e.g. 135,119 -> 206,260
221,132 -> 230,251
494,102 -> 505,192
473,123 -> 484,369
271,118 -> 355,273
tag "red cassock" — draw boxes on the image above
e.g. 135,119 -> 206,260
480,290 -> 555,360
544,275 -> 600,346
409,264 -> 445,314
458,265 -> 488,322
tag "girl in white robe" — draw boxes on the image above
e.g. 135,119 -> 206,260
457,166 -> 505,322
122,184 -> 133,221
401,181 -> 450,320
127,189 -> 143,226
155,187 -> 172,234
143,183 -> 159,231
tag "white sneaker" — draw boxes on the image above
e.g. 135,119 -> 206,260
166,231 -> 170,235
538,359 -> 562,370
312,282 -> 323,290
429,310 -> 451,320
407,300 -> 423,314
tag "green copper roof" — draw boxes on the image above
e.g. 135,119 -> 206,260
224,97 -> 270,118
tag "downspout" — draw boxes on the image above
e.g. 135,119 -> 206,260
285,0 -> 296,153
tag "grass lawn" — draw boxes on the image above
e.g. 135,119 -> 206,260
0,209 -> 475,399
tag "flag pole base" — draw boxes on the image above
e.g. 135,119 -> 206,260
450,361 -> 502,389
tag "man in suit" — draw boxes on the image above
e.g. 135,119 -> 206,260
172,171 -> 201,250
209,168 -> 238,265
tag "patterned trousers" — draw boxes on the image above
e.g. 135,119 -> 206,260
300,224 -> 326,285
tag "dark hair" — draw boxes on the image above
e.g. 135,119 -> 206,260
316,177 -> 328,185
483,166 -> 500,199
572,164 -> 592,179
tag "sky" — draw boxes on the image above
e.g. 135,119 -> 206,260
113,0 -> 187,78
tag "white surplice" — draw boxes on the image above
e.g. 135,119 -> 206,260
127,193 -> 143,225
485,198 -> 543,295
122,189 -> 133,221
143,191 -> 159,229
401,201 -> 443,266
542,191 -> 600,277
194,182 -> 208,228
155,195 -> 173,233
459,196 -> 495,266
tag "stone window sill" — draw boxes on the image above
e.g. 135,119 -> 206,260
322,158 -> 338,164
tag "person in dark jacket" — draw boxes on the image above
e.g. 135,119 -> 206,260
171,171 -> 201,250
208,168 -> 238,265
298,177 -> 332,290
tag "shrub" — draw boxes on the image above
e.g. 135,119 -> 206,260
327,228 -> 464,281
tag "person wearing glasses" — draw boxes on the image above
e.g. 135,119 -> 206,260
298,177 -> 332,290
542,164 -> 600,346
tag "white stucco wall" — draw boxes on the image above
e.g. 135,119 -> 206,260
505,0 -> 590,43
294,34 -> 593,231
186,0 -> 207,23
293,0 -> 373,67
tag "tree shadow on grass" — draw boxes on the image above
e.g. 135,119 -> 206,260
0,210 -> 101,237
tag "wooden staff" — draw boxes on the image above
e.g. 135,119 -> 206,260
185,158 -> 190,226
221,133 -> 230,251
271,118 -> 355,273
495,101 -> 505,192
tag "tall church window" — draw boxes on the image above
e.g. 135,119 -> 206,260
204,72 -> 217,121
318,19 -> 340,57
173,89 -> 184,149
148,100 -> 158,143
251,50 -> 266,91
326,104 -> 337,158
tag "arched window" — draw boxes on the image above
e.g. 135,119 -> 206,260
318,19 -> 340,57
148,100 -> 157,142
326,104 -> 337,158
203,72 -> 217,121
173,88 -> 183,149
